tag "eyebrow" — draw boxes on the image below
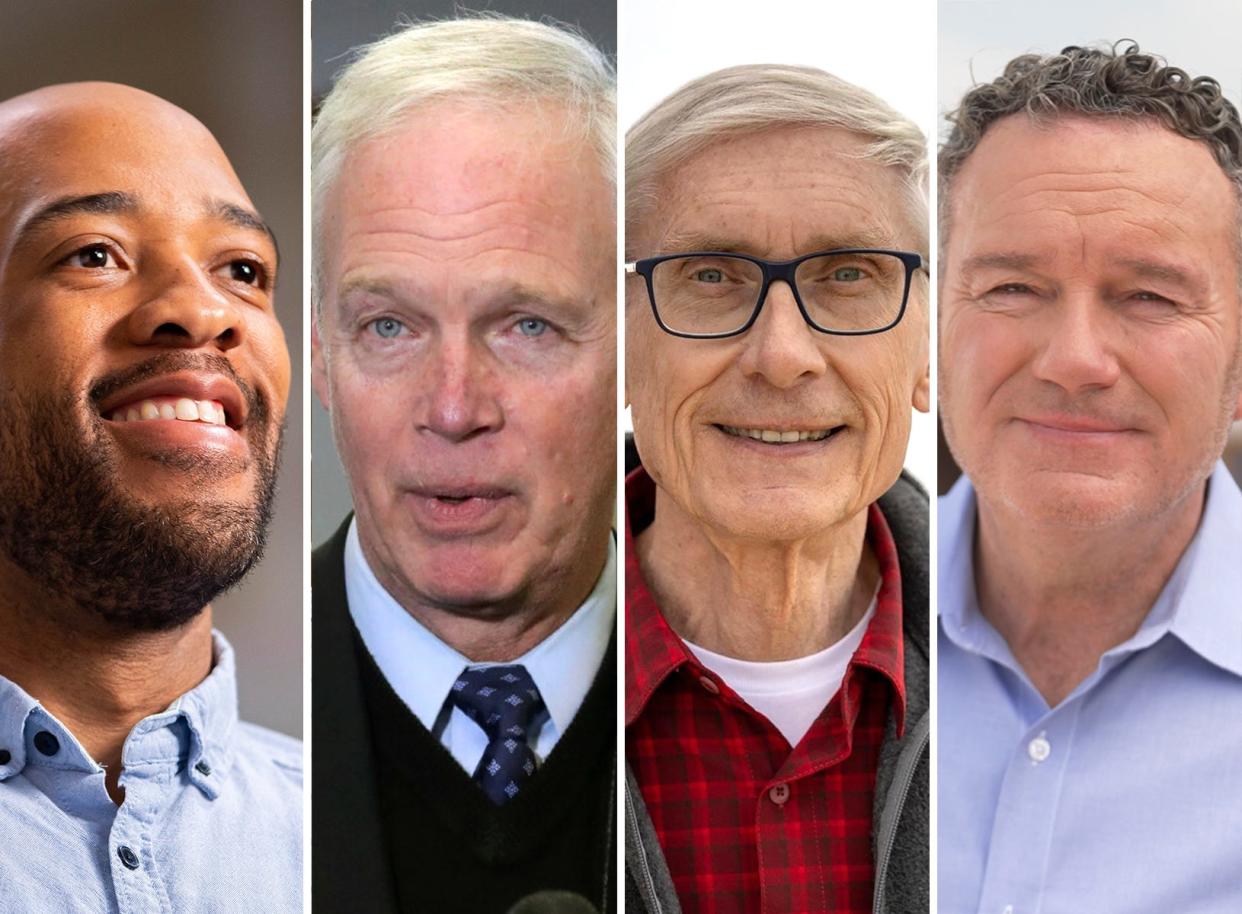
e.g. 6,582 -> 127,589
209,199 -> 280,264
958,252 -> 1044,275
11,191 -> 279,266
960,252 -> 1202,291
654,229 -> 899,257
1114,257 -> 1198,290
335,277 -> 589,316
12,191 -> 138,252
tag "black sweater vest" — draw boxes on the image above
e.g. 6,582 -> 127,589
356,627 -> 616,914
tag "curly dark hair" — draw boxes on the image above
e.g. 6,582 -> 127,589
940,41 -> 1242,236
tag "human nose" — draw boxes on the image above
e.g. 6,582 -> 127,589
737,280 -> 828,387
1030,296 -> 1122,393
417,332 -> 504,442
125,256 -> 244,351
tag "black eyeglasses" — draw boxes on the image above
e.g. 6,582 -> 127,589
625,249 -> 924,339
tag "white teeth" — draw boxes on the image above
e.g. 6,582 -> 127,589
174,398 -> 199,421
721,425 -> 835,443
109,398 -> 228,426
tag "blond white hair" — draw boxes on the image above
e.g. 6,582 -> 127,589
312,16 -> 615,297
626,64 -> 927,255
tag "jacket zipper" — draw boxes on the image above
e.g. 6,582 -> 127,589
873,713 -> 929,914
625,778 -> 665,914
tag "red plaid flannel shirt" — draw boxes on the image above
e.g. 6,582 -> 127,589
625,467 -> 905,914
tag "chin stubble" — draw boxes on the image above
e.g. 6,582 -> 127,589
0,386 -> 282,633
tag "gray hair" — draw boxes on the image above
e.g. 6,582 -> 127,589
312,15 -> 615,300
625,64 -> 928,256
940,41 -> 1242,245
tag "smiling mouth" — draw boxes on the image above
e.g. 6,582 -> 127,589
717,425 -> 841,443
106,396 -> 232,427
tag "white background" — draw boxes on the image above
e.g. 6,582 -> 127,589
621,0 -> 938,489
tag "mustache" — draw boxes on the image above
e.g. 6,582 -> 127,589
87,352 -> 267,427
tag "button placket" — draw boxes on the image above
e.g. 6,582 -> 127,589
976,703 -> 1082,914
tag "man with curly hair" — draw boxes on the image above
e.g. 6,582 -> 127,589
939,43 -> 1242,913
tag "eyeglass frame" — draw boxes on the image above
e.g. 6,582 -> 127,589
624,248 -> 925,340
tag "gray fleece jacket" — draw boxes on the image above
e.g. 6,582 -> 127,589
624,472 -> 930,914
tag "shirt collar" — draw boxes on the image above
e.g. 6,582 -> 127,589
624,465 -> 906,734
344,517 -> 617,736
940,462 -> 1242,679
1165,462 -> 1242,677
0,631 -> 240,799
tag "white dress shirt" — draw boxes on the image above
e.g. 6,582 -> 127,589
344,518 -> 616,775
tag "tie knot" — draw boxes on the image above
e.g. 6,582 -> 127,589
449,664 -> 545,740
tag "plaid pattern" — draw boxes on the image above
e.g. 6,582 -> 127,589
625,467 -> 905,914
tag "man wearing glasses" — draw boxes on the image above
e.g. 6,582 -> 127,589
939,44 -> 1242,913
623,65 -> 930,914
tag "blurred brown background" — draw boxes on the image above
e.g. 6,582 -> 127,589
2,1 -> 303,737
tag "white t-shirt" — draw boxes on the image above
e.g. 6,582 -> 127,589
684,596 -> 877,748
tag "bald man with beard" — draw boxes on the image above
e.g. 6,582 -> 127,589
0,83 -> 300,912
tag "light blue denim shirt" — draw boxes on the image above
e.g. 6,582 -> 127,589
0,632 -> 302,913
939,461 -> 1242,914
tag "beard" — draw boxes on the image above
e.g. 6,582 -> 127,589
0,353 -> 282,632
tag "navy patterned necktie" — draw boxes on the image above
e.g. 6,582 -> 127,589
449,664 -> 546,805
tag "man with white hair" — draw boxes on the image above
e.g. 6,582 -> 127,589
624,65 -> 930,914
311,17 -> 617,914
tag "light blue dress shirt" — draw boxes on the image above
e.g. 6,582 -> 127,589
0,632 -> 302,914
344,517 -> 616,775
939,462 -> 1242,914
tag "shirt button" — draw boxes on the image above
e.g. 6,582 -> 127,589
117,846 -> 140,870
698,676 -> 719,695
0,749 -> 10,765
33,731 -> 59,757
768,783 -> 790,805
195,759 -> 212,776
1028,735 -> 1051,763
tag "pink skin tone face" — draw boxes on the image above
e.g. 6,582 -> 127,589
313,101 -> 616,616
941,115 -> 1242,528
627,126 -> 930,544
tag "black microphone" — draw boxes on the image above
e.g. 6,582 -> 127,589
505,890 -> 600,914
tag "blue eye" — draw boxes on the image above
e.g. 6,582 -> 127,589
370,318 -> 404,339
832,267 -> 864,282
516,318 -> 548,337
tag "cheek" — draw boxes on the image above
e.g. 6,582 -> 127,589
326,366 -> 405,493
251,314 -> 292,405
942,313 -> 1025,415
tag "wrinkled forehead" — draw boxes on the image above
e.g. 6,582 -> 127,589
0,95 -> 252,245
638,125 -> 922,256
949,114 -> 1239,237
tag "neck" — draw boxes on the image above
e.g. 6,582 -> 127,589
638,490 -> 876,661
0,558 -> 214,803
373,541 -> 609,664
973,481 -> 1206,707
